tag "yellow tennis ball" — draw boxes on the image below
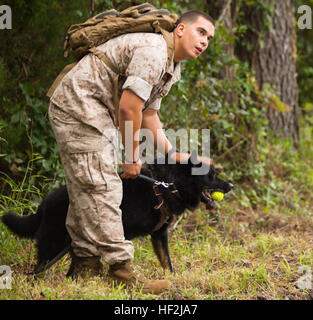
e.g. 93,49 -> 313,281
211,191 -> 224,202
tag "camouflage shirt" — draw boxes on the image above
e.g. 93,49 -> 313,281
50,32 -> 181,133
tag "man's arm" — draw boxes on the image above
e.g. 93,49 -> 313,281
141,109 -> 213,166
141,109 -> 171,155
141,109 -> 191,163
119,89 -> 144,179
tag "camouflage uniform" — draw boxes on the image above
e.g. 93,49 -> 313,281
48,32 -> 181,264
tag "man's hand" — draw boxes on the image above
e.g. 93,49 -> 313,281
120,159 -> 142,179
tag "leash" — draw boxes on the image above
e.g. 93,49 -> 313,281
119,171 -> 174,189
142,167 -> 181,232
138,174 -> 174,189
28,245 -> 71,275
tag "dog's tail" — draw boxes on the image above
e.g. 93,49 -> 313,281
1,208 -> 42,238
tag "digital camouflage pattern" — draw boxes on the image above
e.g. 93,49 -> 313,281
48,103 -> 134,263
48,32 -> 181,263
50,32 -> 181,132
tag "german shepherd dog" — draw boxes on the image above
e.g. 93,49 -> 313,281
2,152 -> 233,274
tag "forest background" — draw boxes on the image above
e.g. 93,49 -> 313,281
1,0 -> 313,300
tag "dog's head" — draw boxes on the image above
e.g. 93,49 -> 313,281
152,150 -> 233,212
187,150 -> 233,210
200,167 -> 233,210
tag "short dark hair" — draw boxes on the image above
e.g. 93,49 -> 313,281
176,10 -> 215,27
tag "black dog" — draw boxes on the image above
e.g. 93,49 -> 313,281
2,152 -> 233,274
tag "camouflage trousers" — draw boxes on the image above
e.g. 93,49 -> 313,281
48,102 -> 134,265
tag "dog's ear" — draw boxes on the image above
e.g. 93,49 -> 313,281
188,150 -> 201,166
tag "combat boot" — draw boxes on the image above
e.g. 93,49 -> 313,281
108,260 -> 170,294
66,250 -> 104,280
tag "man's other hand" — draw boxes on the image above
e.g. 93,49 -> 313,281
120,159 -> 142,179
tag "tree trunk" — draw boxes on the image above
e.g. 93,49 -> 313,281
236,0 -> 299,144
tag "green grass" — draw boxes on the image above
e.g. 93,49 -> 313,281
1,197 -> 313,300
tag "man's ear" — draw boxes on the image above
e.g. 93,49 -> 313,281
175,22 -> 185,37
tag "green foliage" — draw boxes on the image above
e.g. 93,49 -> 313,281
0,0 -> 312,211
160,0 -> 271,179
0,0 -> 90,180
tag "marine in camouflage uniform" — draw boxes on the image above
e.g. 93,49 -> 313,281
49,32 -> 180,266
48,11 -> 215,293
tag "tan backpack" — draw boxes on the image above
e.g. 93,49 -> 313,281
47,3 -> 179,124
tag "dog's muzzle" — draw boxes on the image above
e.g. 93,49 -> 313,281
201,189 -> 217,210
201,182 -> 233,210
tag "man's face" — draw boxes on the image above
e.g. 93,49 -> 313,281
175,16 -> 215,61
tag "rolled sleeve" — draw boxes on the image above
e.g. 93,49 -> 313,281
145,97 -> 162,111
122,76 -> 153,102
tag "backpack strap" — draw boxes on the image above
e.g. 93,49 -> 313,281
88,47 -> 119,74
46,62 -> 77,98
119,3 -> 156,17
152,24 -> 175,69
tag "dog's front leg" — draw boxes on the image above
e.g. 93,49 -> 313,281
151,225 -> 173,272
